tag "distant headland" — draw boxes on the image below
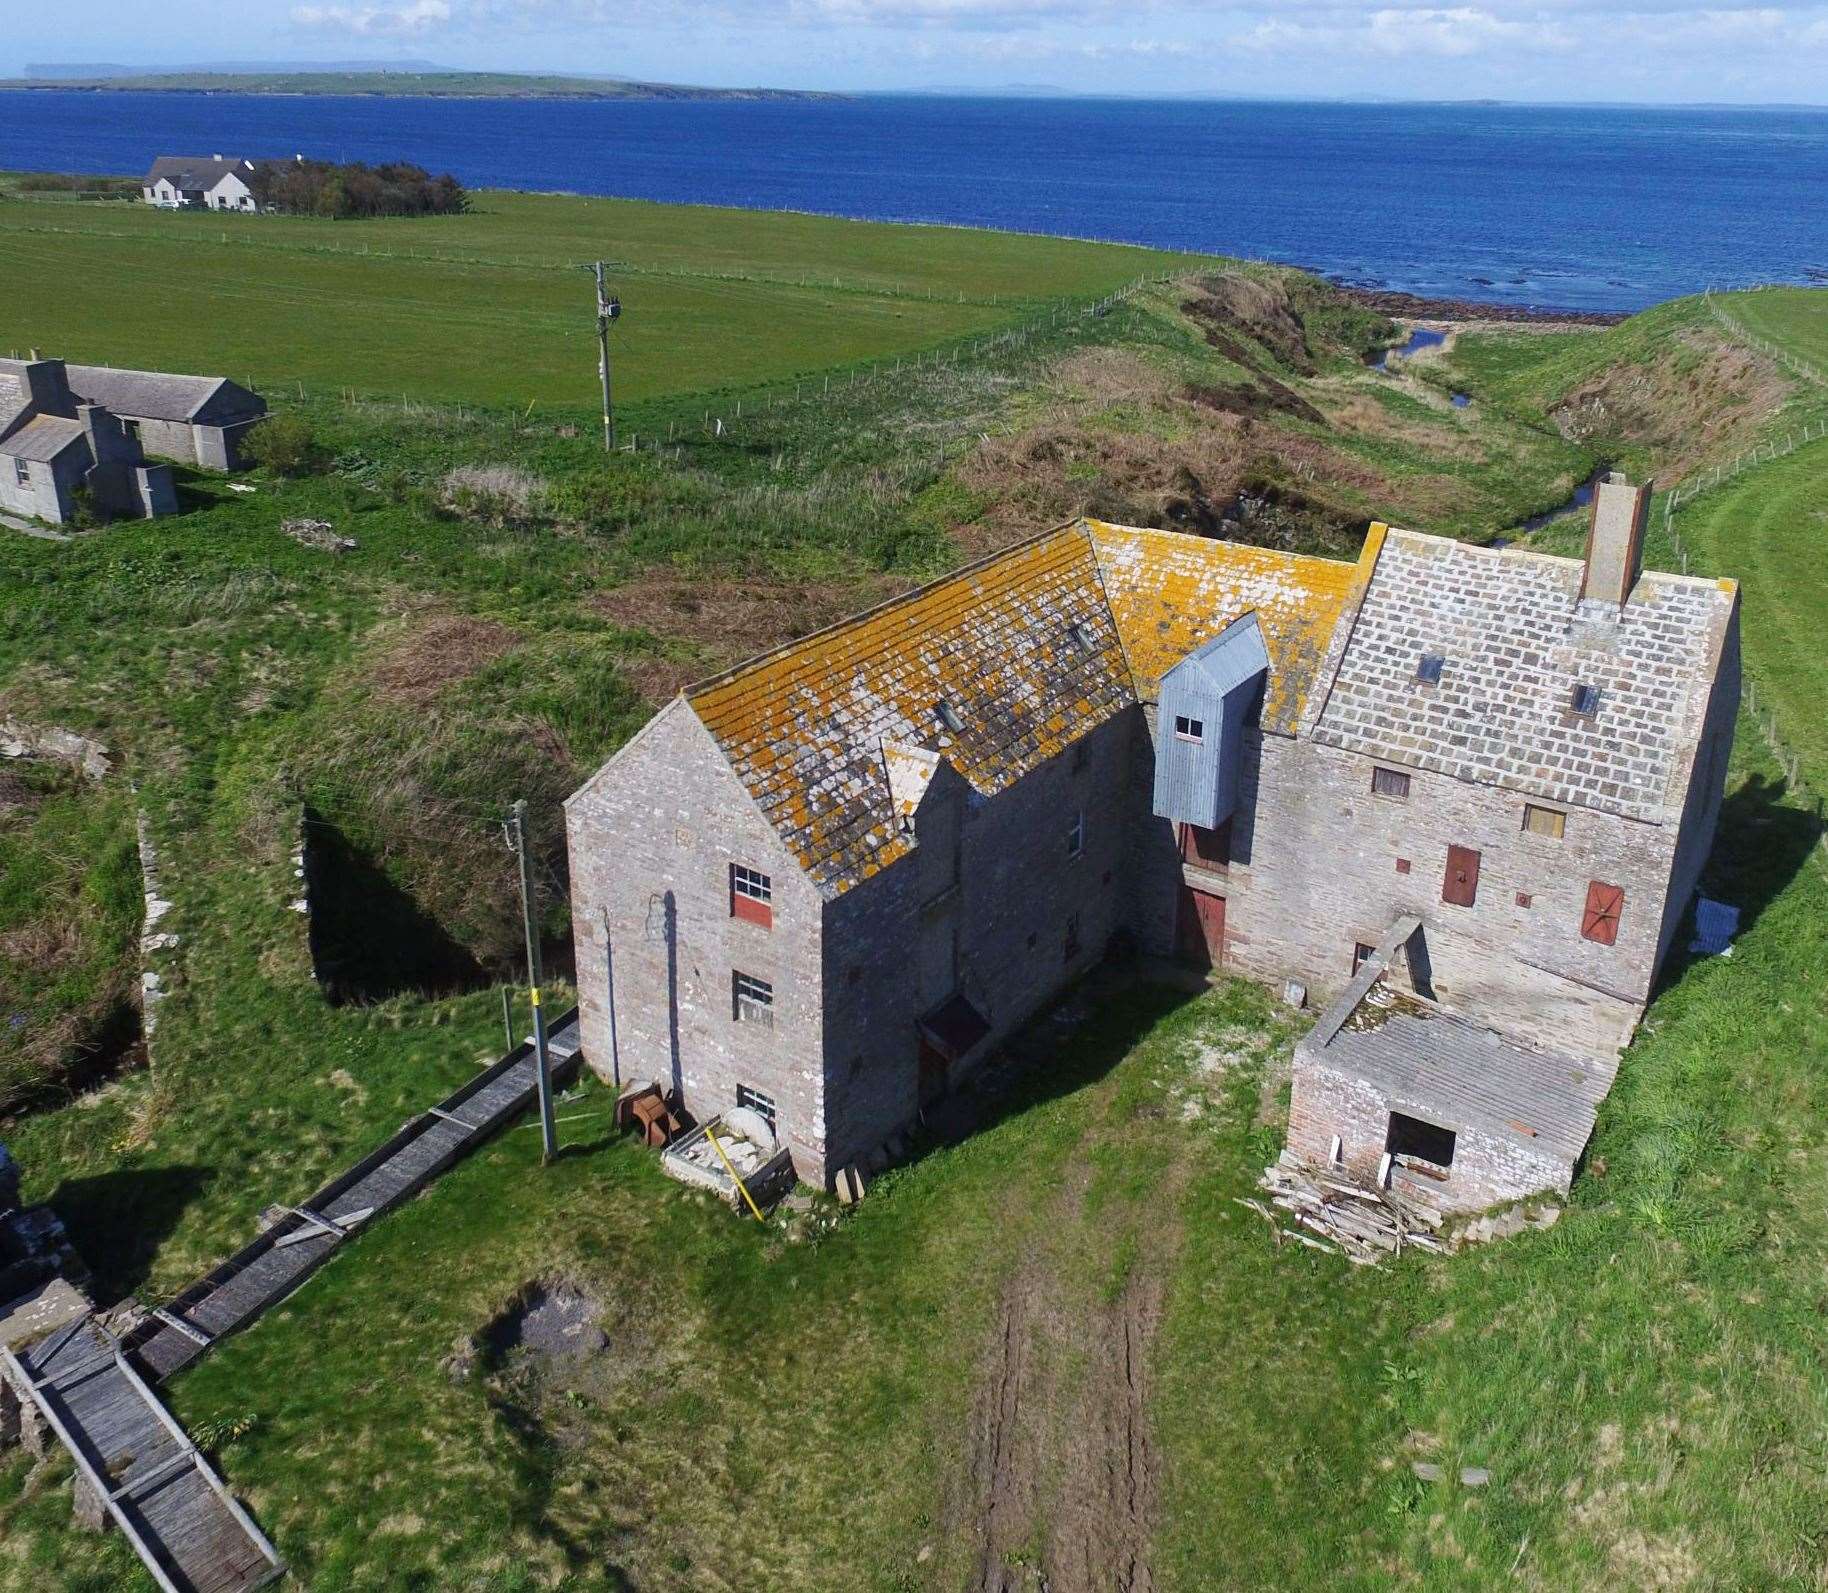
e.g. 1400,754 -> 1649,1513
0,69 -> 845,103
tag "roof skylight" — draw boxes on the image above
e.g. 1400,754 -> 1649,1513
936,700 -> 964,733
1416,653 -> 1446,685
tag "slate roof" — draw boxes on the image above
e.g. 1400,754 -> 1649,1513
65,365 -> 245,425
144,156 -> 252,191
688,525 -> 1136,894
1310,982 -> 1617,1165
1310,529 -> 1736,823
1087,520 -> 1375,734
0,415 -> 86,463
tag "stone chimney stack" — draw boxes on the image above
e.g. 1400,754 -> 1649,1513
1582,471 -> 1650,608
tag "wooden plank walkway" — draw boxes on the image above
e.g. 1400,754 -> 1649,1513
127,1011 -> 581,1382
2,1317 -> 283,1593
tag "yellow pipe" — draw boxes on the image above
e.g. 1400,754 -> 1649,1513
704,1123 -> 767,1223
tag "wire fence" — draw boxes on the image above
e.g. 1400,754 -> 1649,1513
1663,289 -> 1828,866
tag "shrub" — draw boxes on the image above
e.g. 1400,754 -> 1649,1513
244,414 -> 325,477
439,465 -> 548,529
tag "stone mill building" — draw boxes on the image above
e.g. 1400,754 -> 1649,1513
565,475 -> 1740,1212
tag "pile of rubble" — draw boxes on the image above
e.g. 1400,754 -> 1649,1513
281,518 -> 357,554
1240,1151 -> 1448,1264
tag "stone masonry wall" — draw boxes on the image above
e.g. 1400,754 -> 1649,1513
565,700 -> 828,1179
1289,1050 -> 1572,1216
821,710 -> 1138,1176
1132,719 -> 1682,1061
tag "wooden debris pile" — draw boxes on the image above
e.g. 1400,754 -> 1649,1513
1238,1151 -> 1448,1265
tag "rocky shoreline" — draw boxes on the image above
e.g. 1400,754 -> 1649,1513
1333,284 -> 1629,326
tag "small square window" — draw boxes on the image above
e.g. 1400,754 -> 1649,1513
1067,811 -> 1085,859
1522,804 -> 1566,839
1395,857 -> 1412,875
1352,941 -> 1377,974
733,971 -> 774,1026
1570,683 -> 1602,718
736,1083 -> 777,1126
1173,714 -> 1204,743
1416,654 -> 1446,686
1372,766 -> 1411,800
1516,891 -> 1533,908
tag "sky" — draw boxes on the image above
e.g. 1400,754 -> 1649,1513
17,0 -> 1828,103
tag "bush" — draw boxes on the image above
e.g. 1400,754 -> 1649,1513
439,465 -> 547,529
244,414 -> 325,477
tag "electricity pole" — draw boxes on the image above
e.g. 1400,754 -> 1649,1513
591,261 -> 620,453
509,799 -> 558,1163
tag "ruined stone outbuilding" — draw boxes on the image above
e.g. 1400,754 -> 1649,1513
565,475 -> 1739,1209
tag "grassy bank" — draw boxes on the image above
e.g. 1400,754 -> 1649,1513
0,179 -> 1212,407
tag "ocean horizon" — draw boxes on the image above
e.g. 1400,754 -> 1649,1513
3,90 -> 1826,311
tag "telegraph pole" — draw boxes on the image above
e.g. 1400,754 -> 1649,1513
591,261 -> 620,453
509,799 -> 559,1163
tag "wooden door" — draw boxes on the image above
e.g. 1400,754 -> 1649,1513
1442,845 -> 1481,908
1177,885 -> 1226,968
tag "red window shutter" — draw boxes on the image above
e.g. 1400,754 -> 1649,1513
732,894 -> 772,929
1582,880 -> 1624,945
1442,845 -> 1481,908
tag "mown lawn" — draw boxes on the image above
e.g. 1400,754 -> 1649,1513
0,182 -> 1213,408
1727,286 -> 1828,373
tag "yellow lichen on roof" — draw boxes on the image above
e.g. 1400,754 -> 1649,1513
688,525 -> 1135,893
1086,519 -> 1364,735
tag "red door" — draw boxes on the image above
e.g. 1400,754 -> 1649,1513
1177,886 -> 1226,968
1442,845 -> 1481,908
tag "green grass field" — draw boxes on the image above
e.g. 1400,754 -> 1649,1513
3,200 -> 1828,1590
1726,285 -> 1828,374
0,182 -> 1213,407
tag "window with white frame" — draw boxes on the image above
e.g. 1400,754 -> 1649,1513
733,971 -> 774,1026
1173,714 -> 1204,743
736,1083 -> 777,1126
730,863 -> 774,927
12,459 -> 28,488
1066,810 -> 1085,859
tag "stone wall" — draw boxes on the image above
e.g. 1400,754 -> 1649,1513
1132,720 -> 1687,1061
564,700 -> 828,1179
1288,1050 -> 1572,1216
820,711 -> 1138,1177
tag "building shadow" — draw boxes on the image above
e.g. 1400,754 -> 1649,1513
303,809 -> 489,1006
1654,772 -> 1824,996
44,1163 -> 213,1304
905,962 -> 1201,1171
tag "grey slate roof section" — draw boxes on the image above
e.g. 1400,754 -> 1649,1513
1311,528 -> 1734,824
0,415 -> 86,462
144,155 -> 252,190
1314,994 -> 1616,1165
65,365 -> 245,424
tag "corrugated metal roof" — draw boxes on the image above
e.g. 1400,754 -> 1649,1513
1169,610 -> 1271,697
0,415 -> 86,463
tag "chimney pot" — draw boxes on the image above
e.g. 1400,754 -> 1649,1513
1583,473 -> 1650,609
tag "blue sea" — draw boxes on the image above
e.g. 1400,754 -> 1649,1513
4,90 -> 1827,311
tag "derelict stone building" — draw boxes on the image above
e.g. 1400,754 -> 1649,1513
566,476 -> 1739,1210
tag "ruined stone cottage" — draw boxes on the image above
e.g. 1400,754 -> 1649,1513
566,476 -> 1739,1212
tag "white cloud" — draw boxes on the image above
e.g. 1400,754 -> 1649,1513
291,0 -> 453,35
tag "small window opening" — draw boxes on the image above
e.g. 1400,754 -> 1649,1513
936,700 -> 964,733
12,459 -> 28,488
1352,941 -> 1377,974
1570,682 -> 1602,717
1173,714 -> 1204,744
736,1083 -> 777,1126
1386,1111 -> 1456,1169
1372,766 -> 1411,800
733,971 -> 775,1026
1066,810 -> 1085,859
1070,620 -> 1098,650
1522,804 -> 1566,839
1416,653 -> 1446,685
731,864 -> 774,927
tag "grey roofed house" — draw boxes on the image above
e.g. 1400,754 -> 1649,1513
65,364 -> 266,471
0,357 -> 177,525
143,155 -> 259,211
